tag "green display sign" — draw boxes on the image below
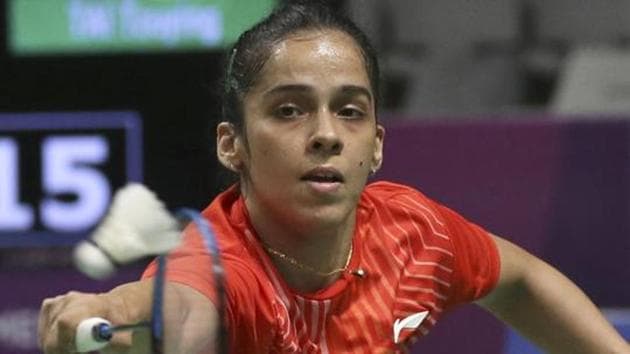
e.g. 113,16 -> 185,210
9,0 -> 275,55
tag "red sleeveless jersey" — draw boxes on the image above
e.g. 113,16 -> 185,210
143,181 -> 500,353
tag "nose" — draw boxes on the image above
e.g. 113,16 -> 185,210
307,111 -> 343,155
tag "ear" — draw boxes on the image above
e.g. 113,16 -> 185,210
371,124 -> 385,174
217,122 -> 245,172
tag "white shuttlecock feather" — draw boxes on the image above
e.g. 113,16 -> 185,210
73,183 -> 180,279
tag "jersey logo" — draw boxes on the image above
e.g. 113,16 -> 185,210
393,311 -> 429,343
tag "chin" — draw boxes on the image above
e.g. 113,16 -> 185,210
297,202 -> 355,229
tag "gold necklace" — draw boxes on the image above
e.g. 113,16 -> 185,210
263,242 -> 353,277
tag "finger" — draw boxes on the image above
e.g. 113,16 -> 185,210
55,312 -> 80,354
45,292 -> 94,350
38,296 -> 67,351
44,294 -> 72,333
38,298 -> 54,349
108,330 -> 134,353
41,322 -> 59,354
56,299 -> 98,354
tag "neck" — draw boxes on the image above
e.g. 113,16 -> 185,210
244,197 -> 356,292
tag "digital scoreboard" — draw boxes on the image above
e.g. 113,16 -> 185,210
0,112 -> 142,247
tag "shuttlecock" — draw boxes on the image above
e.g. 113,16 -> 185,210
73,183 -> 180,279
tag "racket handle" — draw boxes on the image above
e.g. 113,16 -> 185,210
75,317 -> 113,352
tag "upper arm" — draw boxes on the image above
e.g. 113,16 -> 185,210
477,235 -> 552,312
475,234 -> 536,309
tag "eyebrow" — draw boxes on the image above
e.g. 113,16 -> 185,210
263,84 -> 313,98
263,84 -> 373,103
339,85 -> 373,103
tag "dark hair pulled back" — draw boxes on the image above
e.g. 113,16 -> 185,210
221,0 -> 380,132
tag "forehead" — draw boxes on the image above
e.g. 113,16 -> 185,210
250,29 -> 371,94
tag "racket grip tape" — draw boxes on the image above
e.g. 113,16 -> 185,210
75,317 -> 113,352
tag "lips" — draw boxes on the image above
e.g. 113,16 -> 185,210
300,166 -> 344,183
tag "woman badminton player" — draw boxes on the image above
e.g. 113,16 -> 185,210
38,1 -> 630,353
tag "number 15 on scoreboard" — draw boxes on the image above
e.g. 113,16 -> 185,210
0,112 -> 142,247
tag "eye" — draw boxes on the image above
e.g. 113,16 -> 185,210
338,106 -> 366,119
274,104 -> 304,119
